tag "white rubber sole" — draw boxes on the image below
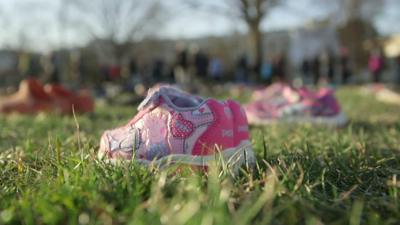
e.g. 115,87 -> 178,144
101,140 -> 255,172
247,111 -> 348,127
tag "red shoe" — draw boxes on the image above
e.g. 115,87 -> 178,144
0,79 -> 53,114
44,84 -> 94,114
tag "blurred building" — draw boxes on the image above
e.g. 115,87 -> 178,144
289,20 -> 339,66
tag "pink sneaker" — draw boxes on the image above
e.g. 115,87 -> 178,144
245,86 -> 347,127
98,85 -> 254,170
251,82 -> 290,102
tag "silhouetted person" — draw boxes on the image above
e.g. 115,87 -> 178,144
174,43 -> 190,87
327,51 -> 335,83
177,48 -> 188,70
166,65 -> 175,82
209,57 -> 223,81
129,58 -> 137,77
124,58 -> 139,90
235,54 -> 249,83
29,57 -> 42,78
339,48 -> 351,84
100,65 -> 109,82
312,55 -> 320,85
272,54 -> 286,82
260,59 -> 273,84
151,58 -> 164,82
77,53 -> 86,85
194,50 -> 209,78
368,50 -> 385,83
318,50 -> 335,84
49,52 -> 61,84
301,59 -> 311,79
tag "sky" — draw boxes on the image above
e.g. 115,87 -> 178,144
0,0 -> 399,52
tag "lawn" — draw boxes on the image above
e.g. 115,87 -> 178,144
1,87 -> 400,225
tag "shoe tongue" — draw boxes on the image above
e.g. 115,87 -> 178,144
138,86 -> 201,111
137,86 -> 184,111
137,87 -> 164,111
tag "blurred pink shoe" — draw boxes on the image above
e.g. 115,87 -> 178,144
98,85 -> 254,170
361,84 -> 400,105
251,82 -> 290,102
245,87 -> 347,127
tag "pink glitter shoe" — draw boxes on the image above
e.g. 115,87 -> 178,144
245,86 -> 347,127
98,85 -> 254,170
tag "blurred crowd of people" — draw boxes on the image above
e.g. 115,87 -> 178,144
300,48 -> 400,85
3,43 -> 400,97
300,48 -> 352,85
117,46 -> 291,90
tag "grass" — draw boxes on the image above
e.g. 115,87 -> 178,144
1,87 -> 400,225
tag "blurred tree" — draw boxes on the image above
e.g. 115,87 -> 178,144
337,0 -> 384,70
233,0 -> 280,69
188,0 -> 281,69
315,0 -> 385,69
310,0 -> 384,28
68,0 -> 166,66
